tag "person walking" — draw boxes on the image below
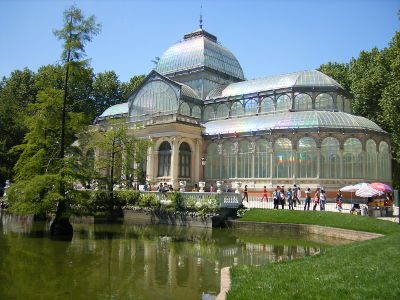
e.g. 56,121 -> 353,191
304,188 -> 311,210
242,185 -> 249,203
335,190 -> 343,209
261,186 -> 268,202
297,186 -> 302,206
312,188 -> 320,211
320,189 -> 326,211
287,188 -> 294,210
273,188 -> 280,209
292,184 -> 298,207
280,186 -> 286,209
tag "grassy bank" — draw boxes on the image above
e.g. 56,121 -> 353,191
228,209 -> 400,299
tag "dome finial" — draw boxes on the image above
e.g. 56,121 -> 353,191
199,5 -> 203,29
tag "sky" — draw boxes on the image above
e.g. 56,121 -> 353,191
0,0 -> 399,82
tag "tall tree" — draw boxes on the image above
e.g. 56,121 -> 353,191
51,5 -> 100,238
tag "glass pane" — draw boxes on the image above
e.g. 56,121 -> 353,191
260,97 -> 274,113
245,99 -> 258,115
294,93 -> 312,110
315,93 -> 333,110
215,103 -> 229,119
230,101 -> 244,117
276,94 -> 291,111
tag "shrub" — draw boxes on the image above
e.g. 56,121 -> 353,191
168,192 -> 184,211
114,190 -> 140,206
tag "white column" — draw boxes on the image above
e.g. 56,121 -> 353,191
194,139 -> 200,183
339,149 -> 344,179
316,148 -> 321,179
170,138 -> 179,189
146,145 -> 154,182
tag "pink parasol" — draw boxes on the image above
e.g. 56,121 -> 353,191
368,182 -> 393,193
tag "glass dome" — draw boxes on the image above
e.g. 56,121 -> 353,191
155,29 -> 245,80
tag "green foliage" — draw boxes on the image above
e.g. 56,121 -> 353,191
138,193 -> 160,209
196,196 -> 219,216
0,68 -> 37,182
240,209 -> 399,234
121,75 -> 145,100
7,175 -> 62,215
319,30 -> 400,188
167,192 -> 185,211
53,5 -> 101,63
114,190 -> 140,206
229,211 -> 400,300
92,71 -> 123,117
318,62 -> 351,91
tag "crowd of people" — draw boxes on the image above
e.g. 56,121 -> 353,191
245,185 -> 343,212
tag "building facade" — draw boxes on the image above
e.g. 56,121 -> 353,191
97,27 -> 392,191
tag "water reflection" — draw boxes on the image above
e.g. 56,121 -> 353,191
0,213 -> 343,300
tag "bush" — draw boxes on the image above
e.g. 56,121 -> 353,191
114,190 -> 140,206
168,192 -> 184,211
138,193 -> 160,210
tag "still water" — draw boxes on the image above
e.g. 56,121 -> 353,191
0,212 -> 347,299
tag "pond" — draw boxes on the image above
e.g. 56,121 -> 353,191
0,212 -> 348,299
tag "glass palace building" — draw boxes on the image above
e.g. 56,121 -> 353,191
97,27 -> 392,191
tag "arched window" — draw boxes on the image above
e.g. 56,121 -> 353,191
180,102 -> 190,116
320,137 -> 340,178
274,138 -> 293,178
205,143 -> 219,179
179,142 -> 191,178
192,105 -> 201,119
255,140 -> 271,178
315,93 -> 334,110
203,105 -> 215,121
379,141 -> 390,180
230,101 -> 244,117
260,97 -> 274,113
130,80 -> 178,120
276,94 -> 291,111
336,95 -> 344,111
222,141 -> 236,179
238,140 -> 252,178
294,93 -> 312,110
344,98 -> 351,113
366,139 -> 377,179
343,138 -> 362,179
215,103 -> 229,119
298,137 -> 317,178
158,141 -> 171,177
245,99 -> 258,115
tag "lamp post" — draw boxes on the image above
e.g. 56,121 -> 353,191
201,157 -> 207,181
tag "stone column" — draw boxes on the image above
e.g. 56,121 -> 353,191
362,149 -> 367,179
316,148 -> 321,179
292,149 -> 297,180
194,139 -> 201,183
170,137 -> 180,189
339,149 -> 344,179
146,144 -> 154,183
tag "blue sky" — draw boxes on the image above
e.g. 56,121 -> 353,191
0,0 -> 398,82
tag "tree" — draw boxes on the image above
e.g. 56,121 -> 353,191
0,69 -> 37,183
121,74 -> 145,100
7,6 -> 101,240
82,121 -> 150,221
318,62 -> 352,92
92,71 -> 123,117
50,5 -> 100,238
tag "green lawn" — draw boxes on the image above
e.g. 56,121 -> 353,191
228,209 -> 400,300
